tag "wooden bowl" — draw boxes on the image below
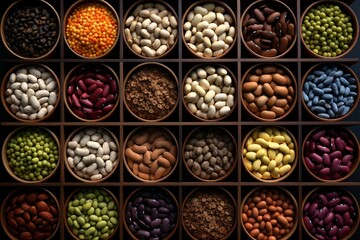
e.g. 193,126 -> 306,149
300,0 -> 359,58
0,0 -> 60,60
1,63 -> 60,122
301,63 -> 360,121
241,126 -> 298,182
63,0 -> 120,59
123,187 -> 179,240
63,63 -> 120,122
2,127 -> 60,183
302,187 -> 360,239
123,62 -> 179,122
182,63 -> 238,121
1,187 -> 60,240
182,187 -> 237,240
241,187 -> 298,240
123,0 -> 179,59
182,127 -> 237,182
302,126 -> 360,182
241,0 -> 297,58
64,126 -> 119,183
241,63 -> 298,121
182,0 -> 237,59
64,187 -> 119,239
123,126 -> 179,182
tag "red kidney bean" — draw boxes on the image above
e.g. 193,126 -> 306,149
66,65 -> 119,120
303,188 -> 358,239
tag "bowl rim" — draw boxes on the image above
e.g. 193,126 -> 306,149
122,62 -> 179,122
123,0 -> 179,59
0,0 -> 61,60
240,0 -> 297,59
301,63 -> 360,121
63,126 -> 120,183
182,186 -> 238,240
241,126 -> 299,182
240,63 -> 298,121
240,186 -> 299,240
64,187 -> 120,239
301,186 -> 360,239
302,126 -> 360,182
182,0 -> 237,59
1,126 -> 60,183
63,63 -> 120,122
123,186 -> 179,240
182,63 -> 238,121
123,126 -> 179,182
182,126 -> 238,182
1,187 -> 61,240
300,0 -> 360,59
1,63 -> 61,122
63,0 -> 120,59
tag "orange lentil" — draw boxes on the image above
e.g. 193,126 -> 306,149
65,2 -> 118,58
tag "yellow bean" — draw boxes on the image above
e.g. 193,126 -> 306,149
259,165 -> 268,174
253,159 -> 262,171
273,135 -> 285,144
261,156 -> 270,165
251,129 -> 260,139
272,127 -> 281,136
256,148 -> 267,159
279,144 -> 290,154
243,148 -> 247,155
253,171 -> 262,179
275,153 -> 283,165
246,152 -> 256,161
272,167 -> 280,176
267,160 -> 277,171
255,138 -> 269,147
246,137 -> 254,147
288,142 -> 294,149
268,149 -> 276,160
258,132 -> 271,141
281,131 -> 292,144
271,170 -> 280,178
269,142 -> 280,149
289,150 -> 295,163
248,144 -> 262,152
244,158 -> 253,171
264,127 -> 273,136
279,164 -> 291,175
262,171 -> 271,179
283,154 -> 291,164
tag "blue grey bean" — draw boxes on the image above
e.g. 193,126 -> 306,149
313,96 -> 319,105
332,103 -> 339,113
307,74 -> 316,81
338,106 -> 345,113
314,70 -> 324,76
322,88 -> 332,93
337,102 -> 344,107
348,77 -> 356,84
318,113 -> 330,118
335,70 -> 343,77
311,106 -> 326,113
349,92 -> 357,97
323,94 -> 333,100
317,83 -> 324,88
303,92 -> 309,102
347,100 -> 354,106
329,71 -> 336,77
309,90 -> 315,99
318,100 -> 326,106
318,74 -> 326,82
335,78 -> 341,87
332,83 -> 339,95
304,82 -> 310,93
349,85 -> 357,91
345,87 -> 350,96
327,109 -> 335,118
324,77 -> 333,85
339,85 -> 345,95
340,77 -> 350,86
343,73 -> 351,78
307,101 -> 312,107
342,106 -> 350,115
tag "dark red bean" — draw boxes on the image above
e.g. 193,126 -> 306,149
71,94 -> 81,108
102,104 -> 114,113
316,227 -> 327,235
95,74 -> 107,82
335,214 -> 344,227
304,202 -> 311,212
75,74 -> 84,81
84,73 -> 95,79
327,198 -> 341,208
305,157 -> 315,170
95,98 -> 107,109
309,202 -> 318,216
76,88 -> 83,96
81,92 -> 91,99
335,204 -> 349,213
314,234 -> 326,240
87,83 -> 98,93
319,194 -> 328,207
72,109 -> 86,118
335,137 -> 345,151
102,85 -> 110,97
89,88 -> 103,103
342,154 -> 353,165
310,153 -> 323,164
82,107 -> 94,114
78,80 -> 87,92
341,196 -> 353,206
319,168 -> 330,175
331,158 -> 340,173
317,207 -> 328,219
80,99 -> 94,108
316,145 -> 330,153
323,154 -> 331,166
67,85 -> 75,95
344,145 -> 354,152
339,165 -> 350,174
319,137 -> 330,147
312,130 -> 326,141
329,151 -> 342,160
254,8 -> 265,22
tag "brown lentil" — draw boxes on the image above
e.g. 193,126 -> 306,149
65,2 -> 118,58
125,65 -> 178,121
183,188 -> 236,240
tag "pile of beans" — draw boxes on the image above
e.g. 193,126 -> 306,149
242,3 -> 295,57
304,127 -> 357,181
302,3 -> 355,57
66,127 -> 118,181
125,65 -> 178,121
6,128 -> 59,181
242,188 -> 296,240
4,188 -> 59,240
125,188 -> 178,239
4,65 -> 58,121
183,3 -> 235,58
3,3 -> 59,58
184,65 -> 235,120
66,188 -> 118,239
303,64 -> 358,119
125,2 -> 178,57
183,188 -> 236,239
66,65 -> 118,120
184,128 -> 235,180
303,188 -> 358,239
125,127 -> 177,181
65,2 -> 118,58
243,127 -> 296,180
242,65 -> 295,120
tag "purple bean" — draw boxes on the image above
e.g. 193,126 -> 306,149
337,226 -> 350,238
319,194 -> 328,207
329,151 -> 342,160
150,208 -> 158,220
161,218 -> 170,233
314,234 -> 326,240
149,237 -> 160,240
319,168 -> 331,175
331,158 -> 340,173
158,207 -> 170,214
137,230 -> 151,238
339,165 -> 350,174
319,137 -> 330,147
342,212 -> 352,226
150,218 -> 162,228
310,153 -> 323,163
305,157 -> 315,170
327,198 -> 341,208
328,225 -> 339,237
309,202 -> 319,216
317,207 -> 329,219
147,199 -> 160,208
323,154 -> 331,166
335,137 -> 345,151
134,197 -> 143,205
316,227 -> 327,235
131,207 -> 139,221
144,215 -> 152,225
312,130 -> 326,140
158,199 -> 167,207
150,228 -> 161,236
324,212 -> 334,225
335,214 -> 344,227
